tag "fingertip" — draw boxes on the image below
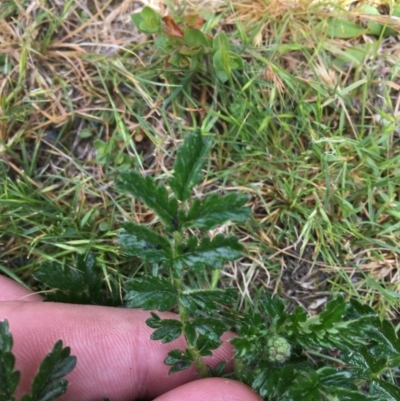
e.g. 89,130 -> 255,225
0,275 -> 42,302
153,377 -> 262,401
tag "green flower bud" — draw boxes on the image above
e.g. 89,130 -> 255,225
266,335 -> 291,363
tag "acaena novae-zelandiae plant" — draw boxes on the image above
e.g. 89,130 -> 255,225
116,129 -> 400,400
116,128 -> 251,377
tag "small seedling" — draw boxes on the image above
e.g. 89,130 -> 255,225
131,6 -> 244,82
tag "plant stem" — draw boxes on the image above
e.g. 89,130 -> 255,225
174,277 -> 209,378
172,231 -> 209,378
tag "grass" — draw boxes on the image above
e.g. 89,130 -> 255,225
1,0 -> 400,320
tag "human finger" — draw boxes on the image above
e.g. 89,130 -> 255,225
153,377 -> 262,401
0,275 -> 43,302
0,301 -> 236,400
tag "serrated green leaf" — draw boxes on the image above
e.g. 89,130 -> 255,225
347,299 -> 376,318
118,222 -> 172,263
177,234 -> 242,270
182,193 -> 250,230
322,386 -> 371,401
179,287 -> 236,313
371,380 -> 400,401
252,366 -> 297,399
124,277 -> 177,311
34,254 -> 120,306
192,317 -> 226,342
359,347 -> 387,373
184,323 -> 197,346
317,367 -> 378,400
286,370 -> 322,400
165,349 -> 192,374
146,314 -> 182,343
117,171 -> 179,230
214,361 -> 226,377
341,349 -> 372,372
0,320 -> 20,401
261,293 -> 286,318
34,262 -> 84,292
368,319 -> 400,360
21,340 -> 76,401
319,295 -> 346,328
168,129 -> 211,202
195,334 -> 221,356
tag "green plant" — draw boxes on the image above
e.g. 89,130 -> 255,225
131,6 -> 243,82
117,129 -> 400,400
3,130 -> 400,400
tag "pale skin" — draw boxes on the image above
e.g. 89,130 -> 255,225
0,276 -> 262,401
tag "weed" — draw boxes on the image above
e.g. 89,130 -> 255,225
131,6 -> 244,83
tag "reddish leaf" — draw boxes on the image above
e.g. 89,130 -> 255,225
185,14 -> 205,30
162,16 -> 184,38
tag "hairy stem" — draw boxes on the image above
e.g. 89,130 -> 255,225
172,231 -> 208,378
174,277 -> 209,378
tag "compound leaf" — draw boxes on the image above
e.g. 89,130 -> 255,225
177,234 -> 243,270
168,129 -> 212,202
183,193 -> 251,230
119,222 -> 172,263
261,293 -> 286,319
21,340 -> 76,401
117,171 -> 179,230
125,277 -> 177,311
146,313 -> 183,343
180,288 -> 237,313
0,320 -> 20,401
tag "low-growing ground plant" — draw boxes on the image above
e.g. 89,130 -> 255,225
131,6 -> 244,82
115,129 -> 400,400
3,129 -> 400,400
